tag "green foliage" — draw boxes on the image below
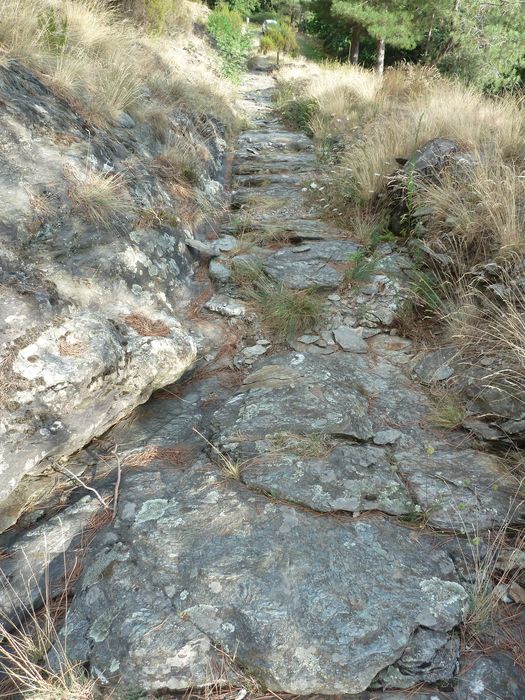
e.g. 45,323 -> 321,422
231,0 -> 261,15
254,283 -> 323,340
436,0 -> 525,91
344,250 -> 378,283
259,20 -> 298,64
306,0 -> 525,92
208,3 -> 252,81
233,265 -> 323,339
279,97 -> 317,132
145,0 -> 172,34
39,8 -> 68,53
427,394 -> 467,430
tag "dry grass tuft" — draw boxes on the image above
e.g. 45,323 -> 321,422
416,159 -> 525,258
67,167 -> 131,226
458,513 -> 525,638
427,392 -> 467,430
153,136 -> 204,186
122,312 -> 171,337
439,263 -> 525,408
276,61 -> 525,245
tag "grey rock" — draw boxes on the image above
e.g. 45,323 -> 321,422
205,295 -> 246,317
412,348 -> 458,384
0,497 -> 104,624
241,443 -> 414,515
404,138 -> 459,176
63,465 -> 468,694
212,235 -> 239,254
462,418 -> 503,442
0,313 -> 196,532
115,111 -> 135,128
242,344 -> 268,357
209,259 -> 231,283
395,448 -> 523,531
213,353 -> 375,447
376,629 -> 460,688
333,325 -> 368,353
185,239 -> 216,258
374,429 -> 402,445
297,334 -> 320,344
454,652 -> 524,699
0,59 -> 227,527
263,240 -> 359,289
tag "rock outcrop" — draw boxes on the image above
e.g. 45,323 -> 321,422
0,56 -> 228,529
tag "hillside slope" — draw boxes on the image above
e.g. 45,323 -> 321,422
0,0 -> 237,530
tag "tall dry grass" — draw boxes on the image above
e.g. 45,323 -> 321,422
0,0 -> 239,130
275,61 -> 525,213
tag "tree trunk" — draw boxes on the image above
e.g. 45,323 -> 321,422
375,37 -> 385,75
350,25 -> 361,65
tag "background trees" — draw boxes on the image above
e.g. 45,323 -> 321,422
306,0 -> 525,90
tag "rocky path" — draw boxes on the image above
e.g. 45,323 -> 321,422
2,68 -> 524,699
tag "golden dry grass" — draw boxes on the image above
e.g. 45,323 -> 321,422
66,167 -> 131,226
0,0 -> 240,132
275,61 -> 525,237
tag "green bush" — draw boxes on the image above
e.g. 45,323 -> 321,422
208,3 -> 251,81
279,97 -> 317,132
259,21 -> 298,65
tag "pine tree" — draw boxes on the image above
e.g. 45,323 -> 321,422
332,0 -> 443,73
435,0 -> 525,90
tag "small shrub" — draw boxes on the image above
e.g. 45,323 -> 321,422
250,279 -> 323,340
258,21 -> 298,66
208,4 -> 251,82
344,250 -> 378,283
279,98 -> 317,133
154,138 -> 203,186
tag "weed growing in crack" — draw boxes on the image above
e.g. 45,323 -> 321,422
252,282 -> 323,341
344,250 -> 378,283
427,393 -> 467,430
193,428 -> 244,480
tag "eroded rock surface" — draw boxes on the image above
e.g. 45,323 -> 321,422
63,464 -> 467,694
0,57 -> 226,527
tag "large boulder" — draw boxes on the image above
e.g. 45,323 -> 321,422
0,312 -> 196,532
389,138 -> 460,234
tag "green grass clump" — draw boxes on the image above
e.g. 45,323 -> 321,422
427,394 -> 467,430
279,98 -> 318,133
344,250 -> 379,283
251,280 -> 323,340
